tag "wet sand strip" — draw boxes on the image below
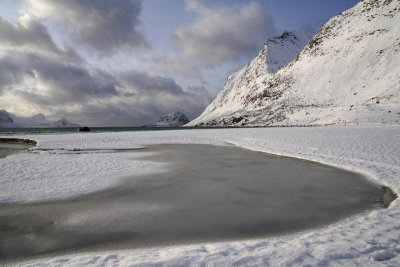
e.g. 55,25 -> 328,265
0,144 -> 397,262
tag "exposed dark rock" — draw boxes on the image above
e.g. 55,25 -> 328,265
232,117 -> 244,124
77,126 -> 90,132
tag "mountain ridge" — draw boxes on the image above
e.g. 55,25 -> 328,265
0,110 -> 80,128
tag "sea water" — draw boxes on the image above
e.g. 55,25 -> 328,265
0,126 -> 217,136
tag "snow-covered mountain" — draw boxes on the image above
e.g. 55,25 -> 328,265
187,30 -> 312,126
0,110 -> 14,124
188,0 -> 400,127
51,118 -> 80,128
0,110 -> 80,128
13,113 -> 50,127
154,111 -> 190,127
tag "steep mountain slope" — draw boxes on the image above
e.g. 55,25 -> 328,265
188,0 -> 400,126
0,110 -> 80,128
154,111 -> 190,127
187,31 -> 312,126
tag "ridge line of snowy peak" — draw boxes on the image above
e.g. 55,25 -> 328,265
187,0 -> 400,127
186,30 -> 313,126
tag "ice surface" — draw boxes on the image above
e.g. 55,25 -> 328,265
0,144 -> 386,260
0,125 -> 399,265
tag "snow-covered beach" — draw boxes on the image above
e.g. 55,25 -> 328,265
0,0 -> 399,265
1,125 -> 399,266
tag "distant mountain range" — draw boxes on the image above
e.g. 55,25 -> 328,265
0,110 -> 80,128
188,0 -> 400,126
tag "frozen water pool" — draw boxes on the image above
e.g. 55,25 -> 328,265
0,143 -> 395,261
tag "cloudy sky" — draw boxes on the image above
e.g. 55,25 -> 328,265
0,0 -> 358,126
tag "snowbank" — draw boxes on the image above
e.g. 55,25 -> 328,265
1,125 -> 400,266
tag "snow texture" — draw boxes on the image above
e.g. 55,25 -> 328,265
1,124 -> 400,266
188,0 -> 400,127
0,110 -> 80,128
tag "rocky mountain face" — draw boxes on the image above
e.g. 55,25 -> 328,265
154,111 -> 190,127
0,110 -> 80,128
188,0 -> 400,127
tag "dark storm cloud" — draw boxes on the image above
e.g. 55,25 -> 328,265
0,15 -> 92,96
0,52 -> 119,103
26,0 -> 149,54
0,15 -> 83,64
0,59 -> 26,93
118,71 -> 213,121
173,1 -> 276,65
0,16 -> 58,53
107,72 -> 214,125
